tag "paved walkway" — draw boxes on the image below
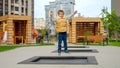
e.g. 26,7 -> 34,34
0,44 -> 120,68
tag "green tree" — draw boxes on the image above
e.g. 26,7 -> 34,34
101,7 -> 120,40
101,7 -> 110,32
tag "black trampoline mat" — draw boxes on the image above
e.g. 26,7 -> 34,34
62,46 -> 89,48
52,49 -> 98,53
18,56 -> 98,65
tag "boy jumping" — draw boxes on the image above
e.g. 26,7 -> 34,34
56,10 -> 68,53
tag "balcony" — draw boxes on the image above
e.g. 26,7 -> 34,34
11,11 -> 19,15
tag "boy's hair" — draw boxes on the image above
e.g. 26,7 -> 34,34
58,10 -> 64,14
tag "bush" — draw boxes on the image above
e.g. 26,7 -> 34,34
41,29 -> 47,36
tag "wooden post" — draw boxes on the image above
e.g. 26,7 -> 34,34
68,22 -> 72,43
26,20 -> 32,44
7,19 -> 14,44
71,20 -> 76,43
100,21 -> 104,33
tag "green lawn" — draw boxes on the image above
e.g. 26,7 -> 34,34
0,42 -> 119,52
0,46 -> 22,52
27,42 -> 55,46
0,42 -> 54,52
77,41 -> 120,46
109,42 -> 120,46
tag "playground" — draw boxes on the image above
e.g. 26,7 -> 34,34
0,0 -> 120,68
0,44 -> 120,68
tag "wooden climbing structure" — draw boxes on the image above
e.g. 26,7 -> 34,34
0,15 -> 32,44
68,17 -> 104,43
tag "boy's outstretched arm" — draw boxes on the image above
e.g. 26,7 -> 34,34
66,10 -> 77,20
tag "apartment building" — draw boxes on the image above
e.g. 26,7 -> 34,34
111,0 -> 120,16
45,0 -> 75,35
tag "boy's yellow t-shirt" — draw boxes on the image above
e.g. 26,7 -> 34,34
56,16 -> 67,33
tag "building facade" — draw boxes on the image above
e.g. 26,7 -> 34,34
111,0 -> 120,16
45,0 -> 75,35
0,0 -> 33,16
111,0 -> 120,38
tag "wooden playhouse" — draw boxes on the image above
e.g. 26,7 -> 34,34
0,15 -> 32,44
68,17 -> 104,43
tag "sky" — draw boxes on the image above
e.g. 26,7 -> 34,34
34,0 -> 111,18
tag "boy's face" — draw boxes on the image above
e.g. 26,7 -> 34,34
58,12 -> 64,18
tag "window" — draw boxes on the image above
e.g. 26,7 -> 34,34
15,0 -> 19,4
15,7 -> 19,11
11,13 -> 14,15
0,0 -> 2,3
11,6 -> 14,11
21,7 -> 24,13
26,8 -> 28,15
11,0 -> 14,4
26,0 -> 28,7
5,0 -> 8,4
0,12 -> 3,16
5,0 -> 8,14
0,1 -> 2,15
22,0 -> 24,5
0,4 -> 2,12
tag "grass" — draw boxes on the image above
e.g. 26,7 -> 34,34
77,41 -> 120,46
0,42 -> 55,52
27,42 -> 55,46
109,42 -> 120,46
0,41 -> 119,52
0,46 -> 22,52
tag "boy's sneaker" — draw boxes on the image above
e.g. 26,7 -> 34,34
58,50 -> 61,53
64,50 -> 69,53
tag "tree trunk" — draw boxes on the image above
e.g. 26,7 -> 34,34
114,30 -> 118,40
107,27 -> 109,38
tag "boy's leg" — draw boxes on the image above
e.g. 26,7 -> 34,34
58,33 -> 62,53
63,32 -> 68,52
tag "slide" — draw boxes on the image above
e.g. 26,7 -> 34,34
2,31 -> 7,43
